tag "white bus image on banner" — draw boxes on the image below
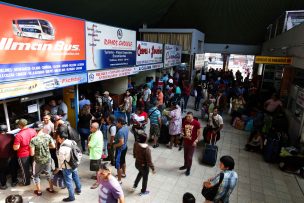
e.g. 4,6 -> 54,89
12,19 -> 55,40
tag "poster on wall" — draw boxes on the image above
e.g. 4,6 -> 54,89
194,54 -> 204,69
0,73 -> 87,100
0,2 -> 86,83
86,21 -> 136,70
136,41 -> 163,65
87,67 -> 139,83
284,10 -> 304,31
164,44 -> 182,68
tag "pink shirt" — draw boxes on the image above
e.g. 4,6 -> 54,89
265,99 -> 282,112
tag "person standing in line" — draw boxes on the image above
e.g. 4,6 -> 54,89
97,163 -> 125,203
78,105 -> 93,153
156,88 -> 164,109
148,100 -> 162,148
194,83 -> 203,111
88,122 -> 104,189
13,119 -> 37,186
56,132 -> 81,202
57,97 -> 68,121
100,116 -> 108,159
143,84 -> 151,111
30,126 -> 55,196
79,94 -> 91,110
180,112 -> 202,176
0,125 -> 18,190
182,81 -> 191,112
49,99 -> 58,117
106,115 -> 117,166
203,156 -> 238,203
167,100 -> 182,149
207,107 -> 224,143
122,90 -> 132,125
132,134 -> 156,196
113,118 -> 129,184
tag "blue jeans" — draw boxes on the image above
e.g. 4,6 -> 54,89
62,168 -> 81,200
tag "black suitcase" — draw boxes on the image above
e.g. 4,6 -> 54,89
202,133 -> 218,166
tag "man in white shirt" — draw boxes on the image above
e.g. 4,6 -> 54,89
56,132 -> 81,202
105,115 -> 117,166
208,107 -> 224,142
57,98 -> 68,121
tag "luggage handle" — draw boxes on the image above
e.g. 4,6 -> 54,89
209,131 -> 217,145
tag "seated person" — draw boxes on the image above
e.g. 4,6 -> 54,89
245,131 -> 263,152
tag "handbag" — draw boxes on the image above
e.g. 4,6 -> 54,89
90,159 -> 101,171
52,171 -> 66,188
201,173 -> 224,201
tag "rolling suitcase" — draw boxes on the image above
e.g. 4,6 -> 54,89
202,133 -> 218,166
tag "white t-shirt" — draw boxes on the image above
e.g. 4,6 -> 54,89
209,113 -> 224,128
107,124 -> 117,142
143,89 -> 151,102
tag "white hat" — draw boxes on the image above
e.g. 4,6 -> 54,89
168,78 -> 173,84
103,91 -> 109,95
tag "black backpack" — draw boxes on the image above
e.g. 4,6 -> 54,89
62,141 -> 82,170
58,122 -> 80,143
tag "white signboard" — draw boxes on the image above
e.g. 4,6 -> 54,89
28,104 -> 38,114
138,63 -> 163,72
136,41 -> 163,65
86,21 -> 136,70
195,54 -> 204,69
164,44 -> 182,68
88,67 -> 139,83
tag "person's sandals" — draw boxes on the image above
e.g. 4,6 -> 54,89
90,183 -> 99,189
34,190 -> 42,196
153,144 -> 159,148
115,174 -> 126,178
46,188 -> 55,193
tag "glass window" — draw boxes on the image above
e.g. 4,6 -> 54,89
6,100 -> 39,130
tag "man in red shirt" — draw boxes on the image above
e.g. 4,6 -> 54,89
0,125 -> 18,189
180,112 -> 202,176
13,119 -> 37,186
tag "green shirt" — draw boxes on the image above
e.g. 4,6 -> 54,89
88,130 -> 103,160
30,132 -> 54,164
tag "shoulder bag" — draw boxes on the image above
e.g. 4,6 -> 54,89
201,172 -> 224,201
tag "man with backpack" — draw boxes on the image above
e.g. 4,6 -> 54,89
56,131 -> 82,202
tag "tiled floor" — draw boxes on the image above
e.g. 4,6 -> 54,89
1,101 -> 304,203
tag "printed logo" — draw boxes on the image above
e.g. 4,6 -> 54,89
89,73 -> 95,81
117,29 -> 123,40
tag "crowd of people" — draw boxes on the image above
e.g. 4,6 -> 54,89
0,68 -> 245,203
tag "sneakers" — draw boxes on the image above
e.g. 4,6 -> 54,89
185,169 -> 190,176
131,186 -> 137,192
0,185 -> 8,190
179,166 -> 187,170
139,191 -> 150,196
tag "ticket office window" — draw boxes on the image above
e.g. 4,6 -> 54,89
0,103 -> 5,126
6,100 -> 39,130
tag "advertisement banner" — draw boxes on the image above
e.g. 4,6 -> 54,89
88,67 -> 139,83
254,56 -> 292,64
0,73 -> 87,100
138,63 -> 163,72
194,54 -> 204,69
86,21 -> 136,70
164,44 -> 182,68
285,10 -> 304,31
0,3 -> 86,82
136,41 -> 163,65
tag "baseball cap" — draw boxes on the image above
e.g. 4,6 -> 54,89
33,121 -> 44,131
103,91 -> 109,95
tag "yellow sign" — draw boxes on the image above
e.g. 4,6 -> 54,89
255,56 -> 292,64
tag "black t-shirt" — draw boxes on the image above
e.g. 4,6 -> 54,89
78,114 -> 92,129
